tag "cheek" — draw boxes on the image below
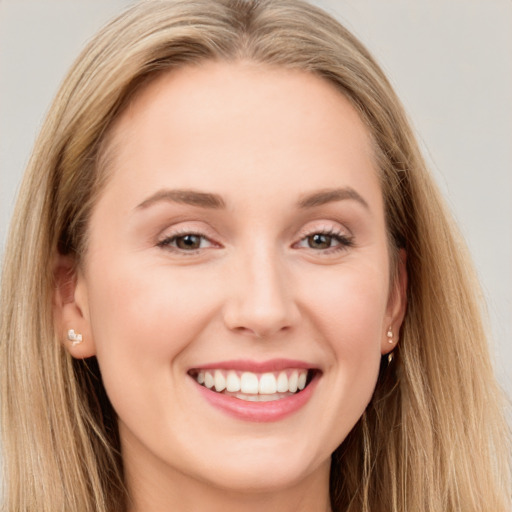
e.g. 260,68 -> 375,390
301,260 -> 389,349
88,258 -> 214,343
84,259 -> 222,403
298,262 -> 388,417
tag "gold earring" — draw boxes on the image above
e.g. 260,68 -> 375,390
67,329 -> 83,346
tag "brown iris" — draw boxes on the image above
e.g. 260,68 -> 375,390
307,233 -> 334,249
175,234 -> 203,250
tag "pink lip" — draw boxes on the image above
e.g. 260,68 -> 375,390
190,358 -> 315,373
190,367 -> 320,423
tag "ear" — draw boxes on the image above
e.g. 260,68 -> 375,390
382,248 -> 407,355
53,253 -> 96,359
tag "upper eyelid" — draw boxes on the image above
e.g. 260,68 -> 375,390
295,222 -> 351,239
155,220 -> 351,244
157,222 -> 219,241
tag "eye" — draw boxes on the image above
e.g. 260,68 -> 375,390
306,233 -> 337,250
158,233 -> 215,252
295,229 -> 353,253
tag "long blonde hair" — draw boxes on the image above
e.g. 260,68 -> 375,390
1,1 -> 510,511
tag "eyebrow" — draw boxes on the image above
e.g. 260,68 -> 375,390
297,187 -> 369,209
136,186 -> 368,211
136,189 -> 226,210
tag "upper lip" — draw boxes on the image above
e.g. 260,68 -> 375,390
188,358 -> 319,373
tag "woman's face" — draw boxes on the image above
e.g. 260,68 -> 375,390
67,62 -> 405,498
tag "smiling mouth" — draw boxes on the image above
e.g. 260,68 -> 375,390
188,368 -> 317,402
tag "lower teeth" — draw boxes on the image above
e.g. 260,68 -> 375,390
227,391 -> 294,402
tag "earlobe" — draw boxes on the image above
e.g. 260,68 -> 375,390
53,253 -> 96,359
382,248 -> 407,354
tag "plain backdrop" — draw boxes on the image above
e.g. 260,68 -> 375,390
0,1 -> 511,399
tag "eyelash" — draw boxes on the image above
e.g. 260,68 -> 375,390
157,230 -> 216,254
294,228 -> 354,254
157,227 -> 354,255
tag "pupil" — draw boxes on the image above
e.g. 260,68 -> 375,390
177,235 -> 200,250
309,234 -> 331,249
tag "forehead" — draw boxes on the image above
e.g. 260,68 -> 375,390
97,61 -> 381,212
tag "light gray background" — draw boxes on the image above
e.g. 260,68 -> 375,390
1,0 -> 511,396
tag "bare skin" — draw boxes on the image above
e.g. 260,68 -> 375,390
57,61 -> 406,511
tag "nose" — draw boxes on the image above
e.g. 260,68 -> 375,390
222,246 -> 299,338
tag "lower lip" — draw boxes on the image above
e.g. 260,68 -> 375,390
192,373 -> 319,423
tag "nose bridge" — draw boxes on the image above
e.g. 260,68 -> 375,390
224,240 -> 297,337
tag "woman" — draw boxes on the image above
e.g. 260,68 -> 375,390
0,1 -> 509,511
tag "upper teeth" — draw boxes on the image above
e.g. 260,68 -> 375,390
194,369 -> 309,395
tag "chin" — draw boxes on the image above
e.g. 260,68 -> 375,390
200,459 -> 327,495
187,437 -> 332,494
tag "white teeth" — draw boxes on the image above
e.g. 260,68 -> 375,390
226,370 -> 241,392
288,370 -> 299,393
259,373 -> 277,394
240,372 -> 259,394
214,370 -> 226,392
276,371 -> 288,392
297,371 -> 307,391
193,368 -> 311,396
233,392 -> 292,402
204,371 -> 214,389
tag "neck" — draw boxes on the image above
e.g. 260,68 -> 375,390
125,453 -> 332,512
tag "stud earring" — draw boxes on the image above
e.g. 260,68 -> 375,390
386,326 -> 394,344
67,329 -> 83,346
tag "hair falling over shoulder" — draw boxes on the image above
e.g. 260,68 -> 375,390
0,1 -> 510,511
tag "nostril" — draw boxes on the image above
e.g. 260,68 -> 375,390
234,326 -> 264,338
228,322 -> 294,340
